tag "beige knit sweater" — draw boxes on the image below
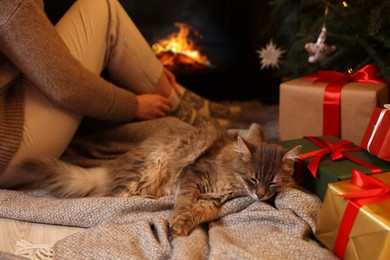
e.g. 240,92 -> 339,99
0,0 -> 139,173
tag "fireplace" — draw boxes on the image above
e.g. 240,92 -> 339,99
44,0 -> 281,103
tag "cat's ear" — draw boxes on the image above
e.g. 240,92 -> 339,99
233,137 -> 252,162
245,123 -> 264,143
283,145 -> 302,162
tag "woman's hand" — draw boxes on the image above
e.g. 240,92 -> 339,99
136,94 -> 172,120
163,67 -> 181,96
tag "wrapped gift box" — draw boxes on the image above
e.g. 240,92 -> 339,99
361,107 -> 390,162
279,77 -> 388,145
276,136 -> 390,200
315,171 -> 390,260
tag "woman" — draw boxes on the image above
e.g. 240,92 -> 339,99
0,0 -> 235,188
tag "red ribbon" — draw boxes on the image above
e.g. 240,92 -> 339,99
333,170 -> 390,258
305,64 -> 385,138
299,136 -> 382,178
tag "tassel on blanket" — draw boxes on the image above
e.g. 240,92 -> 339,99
15,240 -> 54,260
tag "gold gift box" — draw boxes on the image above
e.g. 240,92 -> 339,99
315,172 -> 390,260
279,78 -> 388,145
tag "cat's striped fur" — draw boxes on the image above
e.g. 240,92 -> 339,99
20,122 -> 301,237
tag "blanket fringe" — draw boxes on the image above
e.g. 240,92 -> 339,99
15,240 -> 54,260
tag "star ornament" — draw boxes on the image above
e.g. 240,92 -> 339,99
256,39 -> 285,70
305,27 -> 336,63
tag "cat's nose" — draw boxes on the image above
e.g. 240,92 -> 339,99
256,192 -> 265,200
256,192 -> 271,201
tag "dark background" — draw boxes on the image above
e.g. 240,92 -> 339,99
44,0 -> 282,103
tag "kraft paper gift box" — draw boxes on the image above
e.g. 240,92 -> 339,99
279,70 -> 388,145
315,170 -> 390,260
361,106 -> 390,162
275,136 -> 390,200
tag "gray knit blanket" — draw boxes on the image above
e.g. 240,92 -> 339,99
0,188 -> 338,259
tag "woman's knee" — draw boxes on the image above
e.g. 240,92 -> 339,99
55,0 -> 111,74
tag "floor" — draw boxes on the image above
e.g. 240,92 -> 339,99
0,218 -> 84,255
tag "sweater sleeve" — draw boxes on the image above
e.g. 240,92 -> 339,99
0,0 -> 138,122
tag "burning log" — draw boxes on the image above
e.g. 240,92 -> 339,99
152,22 -> 213,70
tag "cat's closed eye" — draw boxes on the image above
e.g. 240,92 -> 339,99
245,177 -> 258,187
267,182 -> 279,192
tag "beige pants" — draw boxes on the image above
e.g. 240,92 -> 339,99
0,0 -> 163,187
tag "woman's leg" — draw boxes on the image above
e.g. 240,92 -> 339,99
0,0 -> 114,188
54,0 -> 172,96
0,79 -> 82,188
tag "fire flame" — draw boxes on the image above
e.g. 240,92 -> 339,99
152,22 -> 212,69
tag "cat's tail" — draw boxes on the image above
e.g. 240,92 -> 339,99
19,158 -> 112,198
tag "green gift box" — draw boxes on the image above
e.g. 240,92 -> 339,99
275,136 -> 390,200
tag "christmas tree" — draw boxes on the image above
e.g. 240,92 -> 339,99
266,0 -> 390,83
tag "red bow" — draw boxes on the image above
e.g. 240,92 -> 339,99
333,170 -> 390,258
299,136 -> 382,178
306,64 -> 385,138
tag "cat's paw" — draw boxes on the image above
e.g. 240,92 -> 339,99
169,214 -> 193,237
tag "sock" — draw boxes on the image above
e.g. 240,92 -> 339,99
170,100 -> 232,127
179,87 -> 241,119
169,100 -> 197,125
167,89 -> 181,111
169,85 -> 233,127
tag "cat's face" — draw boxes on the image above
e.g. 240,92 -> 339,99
234,138 -> 301,201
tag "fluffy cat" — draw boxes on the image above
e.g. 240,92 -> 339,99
20,122 -> 301,237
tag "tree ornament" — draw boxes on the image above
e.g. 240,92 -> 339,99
304,7 -> 336,63
256,39 -> 285,70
